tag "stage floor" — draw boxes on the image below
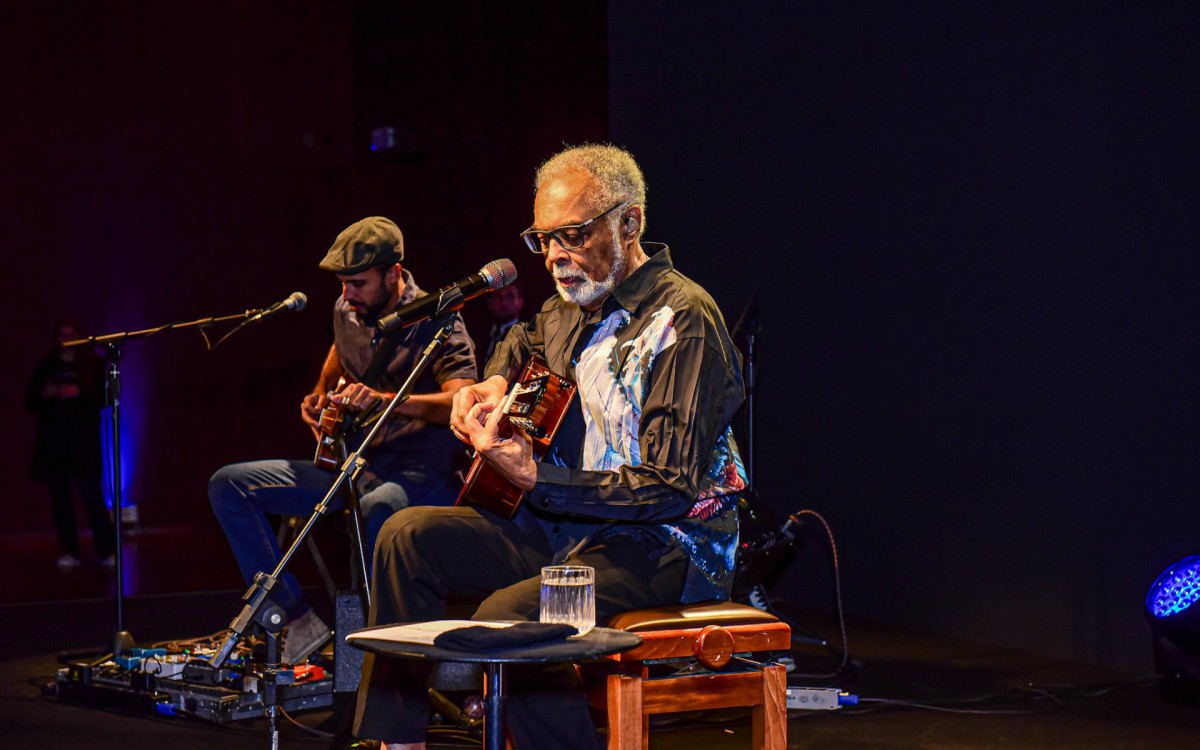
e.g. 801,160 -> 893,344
2,528 -> 1197,748
4,591 -> 1198,748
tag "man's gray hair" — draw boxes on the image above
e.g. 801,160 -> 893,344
535,143 -> 647,238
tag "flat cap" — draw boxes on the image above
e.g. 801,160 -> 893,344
319,216 -> 404,273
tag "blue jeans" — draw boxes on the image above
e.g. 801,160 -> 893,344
208,459 -> 455,620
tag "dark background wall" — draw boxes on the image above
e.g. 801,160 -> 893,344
1,1 -> 603,532
2,1 -> 1196,676
1,0 -> 352,533
608,0 -> 1198,673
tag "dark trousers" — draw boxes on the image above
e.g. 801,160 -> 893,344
353,505 -> 688,750
47,471 -> 114,558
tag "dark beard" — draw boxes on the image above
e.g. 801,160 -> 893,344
352,297 -> 390,325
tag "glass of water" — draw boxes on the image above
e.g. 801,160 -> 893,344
540,565 -> 595,635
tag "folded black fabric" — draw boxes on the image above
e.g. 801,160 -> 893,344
433,622 -> 579,652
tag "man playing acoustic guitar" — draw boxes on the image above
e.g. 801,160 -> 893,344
208,217 -> 477,665
353,145 -> 748,750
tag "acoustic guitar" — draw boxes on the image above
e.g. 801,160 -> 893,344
455,357 -> 576,519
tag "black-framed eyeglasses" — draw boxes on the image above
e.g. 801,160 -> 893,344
520,202 -> 624,254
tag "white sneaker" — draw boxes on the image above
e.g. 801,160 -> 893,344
57,554 -> 82,571
281,610 -> 332,665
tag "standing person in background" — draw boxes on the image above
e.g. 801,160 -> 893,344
25,318 -> 116,571
481,279 -> 524,366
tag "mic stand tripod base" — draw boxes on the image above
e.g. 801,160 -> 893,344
112,630 -> 136,659
254,603 -> 289,750
82,629 -> 137,667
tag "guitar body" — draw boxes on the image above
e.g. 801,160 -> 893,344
313,376 -> 350,471
456,357 -> 576,519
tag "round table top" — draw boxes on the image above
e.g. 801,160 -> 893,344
348,623 -> 642,665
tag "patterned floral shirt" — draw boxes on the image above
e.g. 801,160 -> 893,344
487,245 -> 746,602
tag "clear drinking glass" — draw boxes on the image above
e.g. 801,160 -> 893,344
539,565 -> 595,635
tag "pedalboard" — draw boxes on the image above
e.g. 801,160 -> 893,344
55,644 -> 334,724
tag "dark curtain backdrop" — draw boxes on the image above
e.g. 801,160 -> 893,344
608,1 -> 1198,673
0,2 -> 606,537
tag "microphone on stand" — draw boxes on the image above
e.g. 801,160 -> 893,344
247,292 -> 307,324
377,259 -> 518,334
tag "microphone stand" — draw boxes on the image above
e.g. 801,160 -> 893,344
742,306 -> 758,493
63,306 -> 284,659
209,293 -> 464,749
728,292 -> 850,672
730,287 -> 759,494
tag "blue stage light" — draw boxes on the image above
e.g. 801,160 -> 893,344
1146,556 -> 1200,618
1146,555 -> 1200,708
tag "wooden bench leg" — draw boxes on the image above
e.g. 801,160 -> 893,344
752,665 -> 787,750
607,665 -> 788,750
607,674 -> 647,750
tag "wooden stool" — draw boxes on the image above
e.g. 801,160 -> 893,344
593,601 -> 791,750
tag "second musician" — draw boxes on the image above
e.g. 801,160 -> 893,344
208,216 -> 478,665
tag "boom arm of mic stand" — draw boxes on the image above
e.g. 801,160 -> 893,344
210,305 -> 463,669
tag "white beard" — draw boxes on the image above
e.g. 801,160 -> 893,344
553,233 -> 626,308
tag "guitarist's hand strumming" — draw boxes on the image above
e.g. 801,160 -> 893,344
463,398 -> 537,491
453,358 -> 575,518
449,375 -> 508,444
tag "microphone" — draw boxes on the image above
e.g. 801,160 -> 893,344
377,259 -> 517,333
247,292 -> 307,324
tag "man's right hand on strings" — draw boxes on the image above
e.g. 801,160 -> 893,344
449,375 -> 508,444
